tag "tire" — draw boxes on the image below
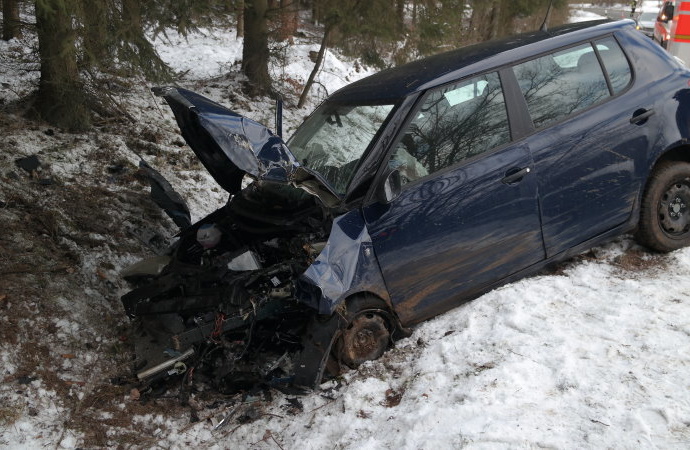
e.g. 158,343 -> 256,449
637,161 -> 690,252
334,295 -> 392,369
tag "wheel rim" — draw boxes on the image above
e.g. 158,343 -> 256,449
337,312 -> 390,368
658,180 -> 690,238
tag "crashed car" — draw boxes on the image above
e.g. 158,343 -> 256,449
122,19 -> 690,392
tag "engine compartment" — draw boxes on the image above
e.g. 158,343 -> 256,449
121,182 -> 334,393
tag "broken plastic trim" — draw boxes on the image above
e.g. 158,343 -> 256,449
138,159 -> 191,229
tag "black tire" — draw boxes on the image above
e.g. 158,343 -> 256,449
637,161 -> 690,252
334,295 -> 392,369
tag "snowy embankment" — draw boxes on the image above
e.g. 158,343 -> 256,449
0,9 -> 688,450
205,239 -> 690,449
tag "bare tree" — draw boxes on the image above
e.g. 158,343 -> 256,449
298,22 -> 332,108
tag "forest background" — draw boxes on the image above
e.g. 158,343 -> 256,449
1,0 -> 575,131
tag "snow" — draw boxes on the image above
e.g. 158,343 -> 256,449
1,6 -> 690,450
152,28 -> 244,80
569,10 -> 608,23
175,237 -> 687,449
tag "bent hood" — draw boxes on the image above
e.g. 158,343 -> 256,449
153,87 -> 340,207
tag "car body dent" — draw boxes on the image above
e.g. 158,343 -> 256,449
296,209 -> 390,315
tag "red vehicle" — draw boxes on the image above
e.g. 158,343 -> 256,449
667,1 -> 690,64
655,1 -> 674,48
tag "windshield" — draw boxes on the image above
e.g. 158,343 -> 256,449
287,101 -> 395,194
638,12 -> 656,21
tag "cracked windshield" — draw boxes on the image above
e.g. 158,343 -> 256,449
287,102 -> 395,194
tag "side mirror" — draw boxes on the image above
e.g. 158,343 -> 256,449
662,4 -> 674,22
377,168 -> 402,204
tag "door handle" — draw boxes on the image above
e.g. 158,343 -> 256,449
502,167 -> 531,184
630,108 -> 655,125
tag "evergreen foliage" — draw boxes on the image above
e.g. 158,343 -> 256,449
25,0 -> 572,130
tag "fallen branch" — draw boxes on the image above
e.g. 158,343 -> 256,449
0,265 -> 69,276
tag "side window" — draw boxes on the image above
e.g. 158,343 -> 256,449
513,43 -> 610,129
595,37 -> 632,93
390,71 -> 511,184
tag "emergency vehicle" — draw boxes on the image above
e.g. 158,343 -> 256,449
656,0 -> 690,64
654,1 -> 674,48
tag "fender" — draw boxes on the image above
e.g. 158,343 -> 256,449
295,209 -> 392,315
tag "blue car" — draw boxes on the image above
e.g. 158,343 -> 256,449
123,19 -> 690,392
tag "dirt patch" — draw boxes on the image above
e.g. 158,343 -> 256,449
381,387 -> 404,408
612,248 -> 667,273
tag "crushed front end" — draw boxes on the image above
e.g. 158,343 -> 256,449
119,87 -> 403,394
122,182 -> 335,393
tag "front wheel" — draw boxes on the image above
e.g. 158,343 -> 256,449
334,296 -> 392,368
637,161 -> 690,252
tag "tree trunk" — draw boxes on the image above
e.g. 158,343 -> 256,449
242,0 -> 271,96
236,0 -> 244,38
3,0 -> 21,41
396,0 -> 405,33
297,24 -> 331,108
311,0 -> 320,24
34,0 -> 90,131
80,0 -> 108,67
277,0 -> 297,41
485,1 -> 500,40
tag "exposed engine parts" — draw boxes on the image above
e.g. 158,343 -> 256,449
120,87 -> 411,398
121,183 -> 342,393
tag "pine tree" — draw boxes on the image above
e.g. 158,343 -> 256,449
236,0 -> 244,38
242,0 -> 272,95
277,0 -> 297,41
78,0 -> 109,68
34,0 -> 90,131
115,0 -> 172,80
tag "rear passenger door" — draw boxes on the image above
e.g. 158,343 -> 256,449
512,37 -> 648,257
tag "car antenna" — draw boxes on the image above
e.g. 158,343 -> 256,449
540,0 -> 554,32
275,96 -> 283,138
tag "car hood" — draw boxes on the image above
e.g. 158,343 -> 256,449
153,87 -> 340,207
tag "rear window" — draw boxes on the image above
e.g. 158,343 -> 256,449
595,37 -> 632,93
513,43 -> 610,129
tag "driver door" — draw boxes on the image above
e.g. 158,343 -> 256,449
363,71 -> 545,325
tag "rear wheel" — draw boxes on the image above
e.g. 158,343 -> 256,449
637,161 -> 690,252
335,296 -> 392,368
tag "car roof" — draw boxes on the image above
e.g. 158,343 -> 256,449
329,19 -> 632,104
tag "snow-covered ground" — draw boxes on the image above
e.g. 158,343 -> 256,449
569,10 -> 607,23
1,6 -> 689,450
